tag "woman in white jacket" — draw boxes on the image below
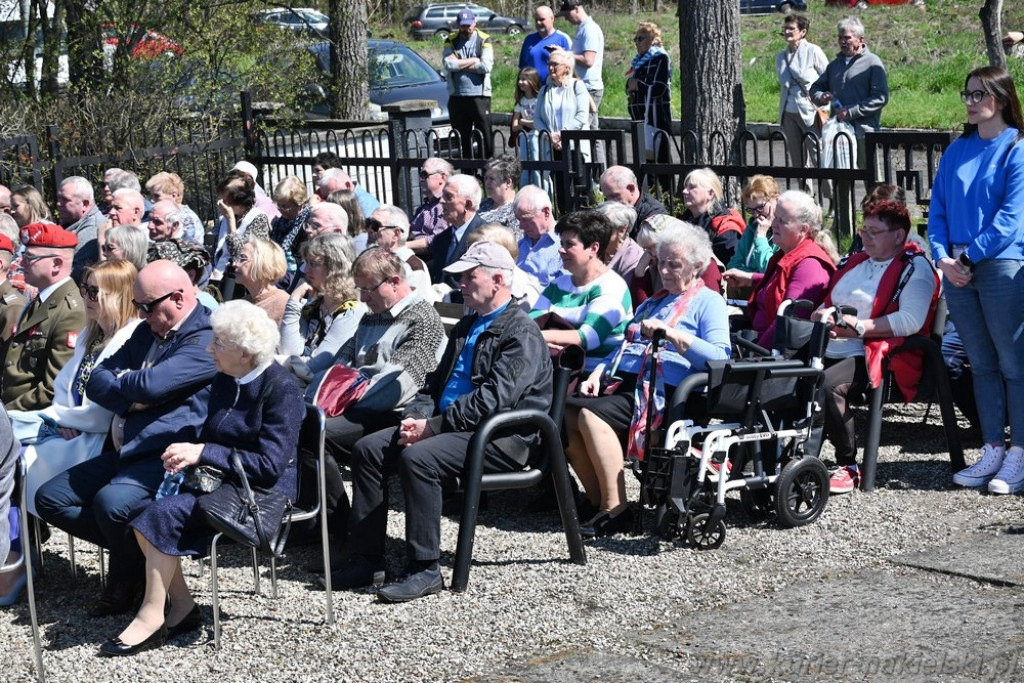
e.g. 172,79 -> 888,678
10,259 -> 142,515
536,48 -> 591,164
2,259 -> 141,604
776,13 -> 828,195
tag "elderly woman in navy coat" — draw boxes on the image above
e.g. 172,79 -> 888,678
100,300 -> 303,657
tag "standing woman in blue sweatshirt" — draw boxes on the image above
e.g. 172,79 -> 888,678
928,66 -> 1024,494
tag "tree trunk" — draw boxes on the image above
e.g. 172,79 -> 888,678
329,0 -> 370,119
63,0 -> 105,91
979,0 -> 1005,69
678,0 -> 744,165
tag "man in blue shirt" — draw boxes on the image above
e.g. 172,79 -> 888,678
518,5 -> 572,84
513,184 -> 564,287
326,241 -> 553,602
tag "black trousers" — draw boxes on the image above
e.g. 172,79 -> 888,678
300,409 -> 401,538
347,426 -> 522,563
449,95 -> 492,159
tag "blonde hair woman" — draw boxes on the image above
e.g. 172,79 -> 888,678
2,260 -> 142,604
234,237 -> 289,325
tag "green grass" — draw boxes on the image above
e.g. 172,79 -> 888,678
372,0 -> 1024,131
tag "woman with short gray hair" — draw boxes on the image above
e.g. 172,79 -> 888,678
564,221 -> 731,537
102,225 -> 149,272
596,201 -> 644,285
108,300 -> 303,656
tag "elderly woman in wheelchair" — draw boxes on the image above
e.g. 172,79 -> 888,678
809,200 -> 939,494
563,222 -> 731,537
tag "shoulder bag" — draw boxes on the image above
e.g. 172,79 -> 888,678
197,450 -> 292,558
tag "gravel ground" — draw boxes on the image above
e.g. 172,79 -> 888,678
1,403 -> 1021,683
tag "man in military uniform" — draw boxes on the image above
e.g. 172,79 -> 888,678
1,223 -> 85,411
0,234 -> 27,345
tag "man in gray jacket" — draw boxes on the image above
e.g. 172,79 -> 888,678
56,176 -> 104,282
442,10 -> 494,158
810,15 -> 889,236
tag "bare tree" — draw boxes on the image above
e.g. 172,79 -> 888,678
328,0 -> 370,119
980,0 -> 1006,69
678,0 -> 744,164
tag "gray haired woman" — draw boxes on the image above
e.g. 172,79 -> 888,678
563,222 -> 731,537
102,225 -> 149,272
106,301 -> 303,656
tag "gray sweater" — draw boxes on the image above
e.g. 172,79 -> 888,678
810,47 -> 889,138
305,293 -> 445,411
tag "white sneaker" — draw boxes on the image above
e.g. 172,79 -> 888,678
952,444 -> 1005,488
988,447 -> 1024,494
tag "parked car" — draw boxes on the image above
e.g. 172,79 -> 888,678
402,3 -> 528,40
306,39 -> 449,123
101,24 -> 182,59
826,0 -> 922,6
739,0 -> 808,14
254,7 -> 329,39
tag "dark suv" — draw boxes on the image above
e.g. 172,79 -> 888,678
403,3 -> 528,40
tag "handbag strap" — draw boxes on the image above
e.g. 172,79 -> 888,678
785,48 -> 816,105
229,450 -> 273,552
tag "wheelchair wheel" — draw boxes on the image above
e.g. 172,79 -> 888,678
685,513 -> 726,550
655,504 -> 681,541
774,457 -> 829,528
740,489 -> 774,521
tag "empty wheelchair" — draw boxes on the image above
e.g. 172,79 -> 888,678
639,300 -> 832,549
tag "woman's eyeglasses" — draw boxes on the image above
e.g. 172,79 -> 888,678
79,283 -> 100,302
633,35 -> 646,43
959,90 -> 990,105
747,201 -> 770,217
419,169 -> 442,180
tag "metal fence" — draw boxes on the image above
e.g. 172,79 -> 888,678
0,95 -> 955,242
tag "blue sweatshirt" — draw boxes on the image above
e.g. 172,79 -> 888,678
928,126 -> 1024,263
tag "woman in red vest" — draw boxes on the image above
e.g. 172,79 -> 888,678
811,200 -> 940,494
725,190 -> 838,348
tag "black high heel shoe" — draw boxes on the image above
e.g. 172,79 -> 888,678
581,506 -> 636,538
99,625 -> 167,657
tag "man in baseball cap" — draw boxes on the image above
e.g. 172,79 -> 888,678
331,239 -> 552,603
442,4 -> 494,158
2,222 -> 85,411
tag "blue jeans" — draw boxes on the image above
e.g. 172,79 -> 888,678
943,258 -> 1024,445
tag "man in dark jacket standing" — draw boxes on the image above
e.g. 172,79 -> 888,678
36,260 -> 217,617
329,241 -> 553,602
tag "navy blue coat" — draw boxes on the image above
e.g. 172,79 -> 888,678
129,363 -> 304,557
86,304 -> 217,487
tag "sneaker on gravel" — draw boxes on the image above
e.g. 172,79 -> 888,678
829,466 -> 860,494
988,447 -> 1024,495
952,444 -> 1005,488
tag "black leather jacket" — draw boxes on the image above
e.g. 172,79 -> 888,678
405,298 -> 553,466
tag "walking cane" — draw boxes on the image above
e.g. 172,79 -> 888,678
635,327 -> 666,535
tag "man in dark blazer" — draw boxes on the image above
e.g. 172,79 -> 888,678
36,260 -> 217,617
1,223 -> 85,411
428,174 -> 485,291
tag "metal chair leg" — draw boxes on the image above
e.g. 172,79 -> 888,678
250,547 -> 260,595
210,534 -> 222,650
66,535 -> 76,579
270,556 -> 278,600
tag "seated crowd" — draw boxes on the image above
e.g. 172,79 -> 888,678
0,146 -> 1010,659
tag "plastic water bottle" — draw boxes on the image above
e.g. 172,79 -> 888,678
156,471 -> 184,500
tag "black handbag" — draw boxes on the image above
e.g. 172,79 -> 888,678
181,465 -> 224,495
197,450 -> 293,558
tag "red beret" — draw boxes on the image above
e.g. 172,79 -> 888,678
20,222 -> 78,249
0,234 -> 12,254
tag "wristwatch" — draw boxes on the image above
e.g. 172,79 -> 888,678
958,252 -> 975,272
854,320 -> 866,337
